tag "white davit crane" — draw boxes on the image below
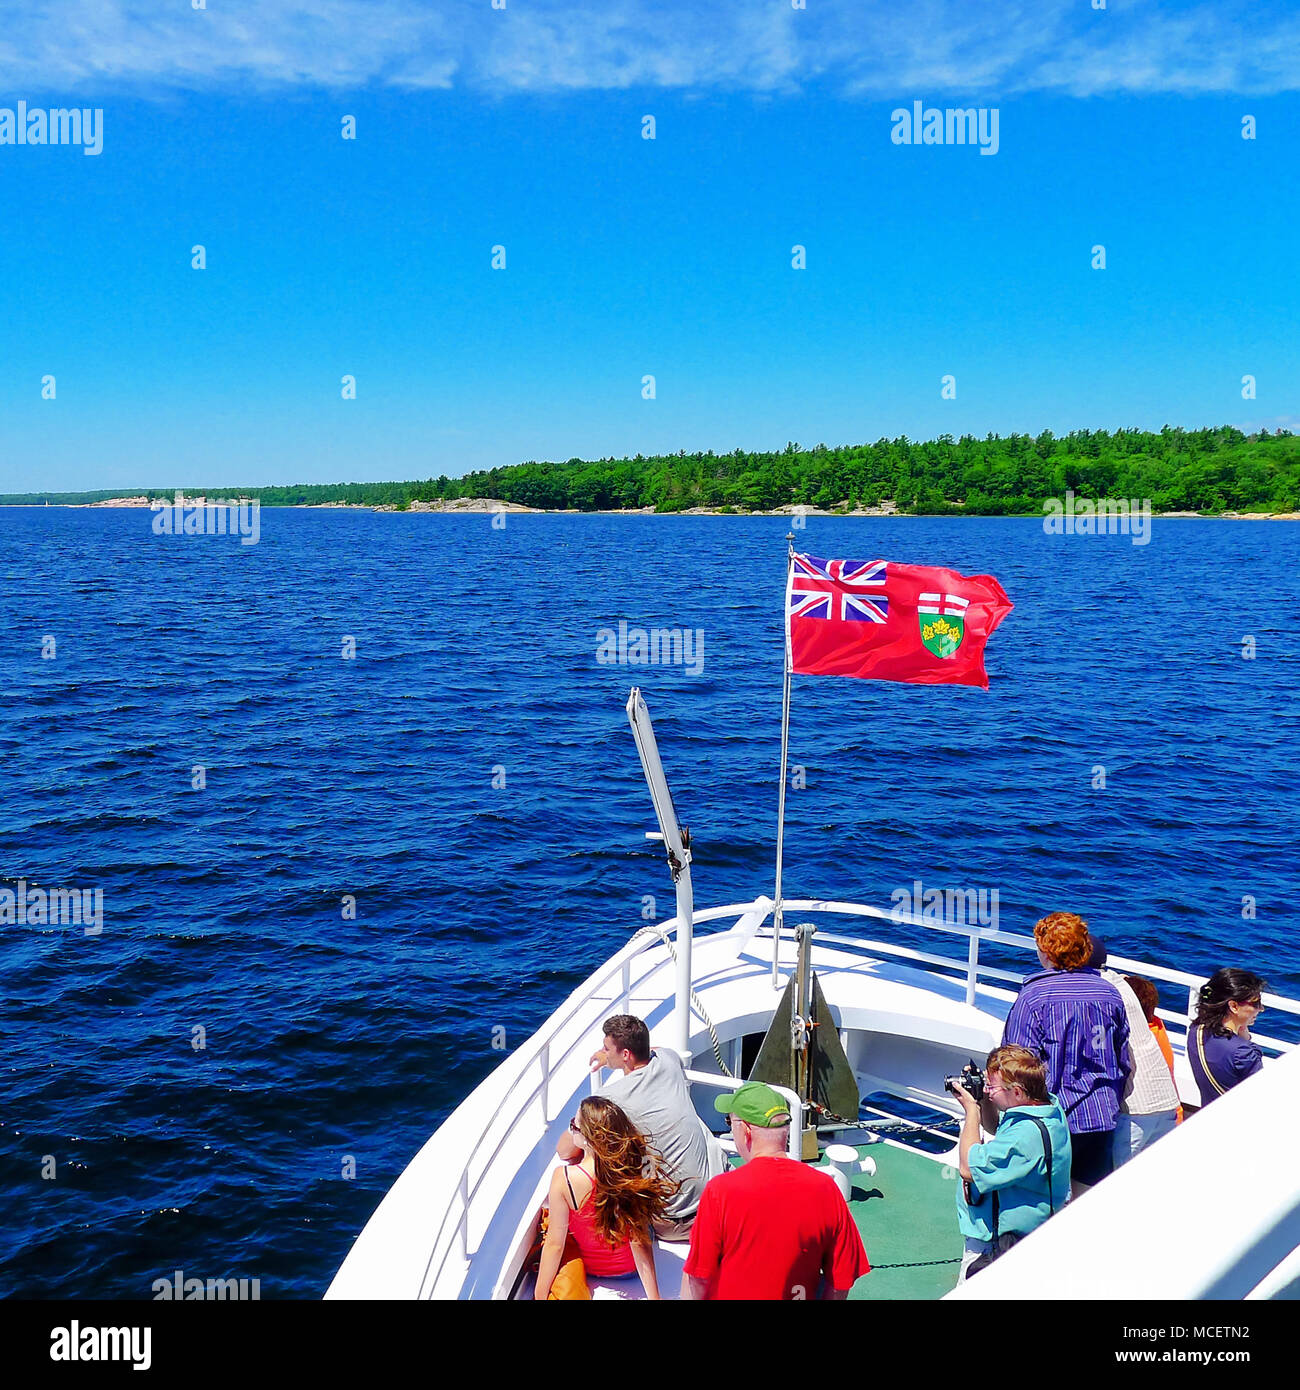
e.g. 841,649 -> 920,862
626,686 -> 694,1059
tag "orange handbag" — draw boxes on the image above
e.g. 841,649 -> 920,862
531,1208 -> 591,1301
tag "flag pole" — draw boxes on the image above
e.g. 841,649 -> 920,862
773,534 -> 795,988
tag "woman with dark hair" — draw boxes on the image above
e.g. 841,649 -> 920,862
535,1095 -> 678,1300
1188,968 -> 1267,1106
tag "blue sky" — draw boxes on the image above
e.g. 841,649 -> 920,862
0,0 -> 1297,493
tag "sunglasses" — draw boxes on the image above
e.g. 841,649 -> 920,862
569,1119 -> 584,1136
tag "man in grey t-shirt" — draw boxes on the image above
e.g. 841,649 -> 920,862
555,1014 -> 716,1239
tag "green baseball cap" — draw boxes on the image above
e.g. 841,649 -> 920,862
714,1081 -> 792,1128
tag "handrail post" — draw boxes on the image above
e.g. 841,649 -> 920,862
684,1069 -> 804,1161
674,870 -> 694,1058
539,1041 -> 550,1122
778,1085 -> 804,1159
458,1170 -> 469,1261
966,930 -> 980,1007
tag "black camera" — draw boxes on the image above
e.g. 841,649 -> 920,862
944,1061 -> 986,1103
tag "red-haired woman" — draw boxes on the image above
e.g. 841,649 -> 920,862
535,1095 -> 678,1300
1002,912 -> 1129,1196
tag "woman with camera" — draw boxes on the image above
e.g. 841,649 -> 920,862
951,1045 -> 1073,1282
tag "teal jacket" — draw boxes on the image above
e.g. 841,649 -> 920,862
956,1098 -> 1072,1242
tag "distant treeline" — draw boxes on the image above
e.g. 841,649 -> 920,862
0,480 -> 412,507
6,426 -> 1297,514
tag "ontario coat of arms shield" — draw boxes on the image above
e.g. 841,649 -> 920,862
918,592 -> 970,659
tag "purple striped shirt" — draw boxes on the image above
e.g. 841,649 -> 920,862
1002,968 -> 1131,1134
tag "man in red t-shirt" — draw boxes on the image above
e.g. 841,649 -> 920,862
682,1082 -> 870,1300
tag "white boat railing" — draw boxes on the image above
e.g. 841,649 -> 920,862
418,894 -> 1297,1297
684,1070 -> 803,1159
418,905 -> 744,1297
770,898 -> 1300,1057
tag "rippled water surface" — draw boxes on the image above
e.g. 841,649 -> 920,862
2,508 -> 1297,1297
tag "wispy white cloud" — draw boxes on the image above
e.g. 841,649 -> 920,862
0,0 -> 1296,98
1238,413 -> 1300,434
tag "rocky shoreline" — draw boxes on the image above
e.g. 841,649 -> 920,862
20,496 -> 1300,520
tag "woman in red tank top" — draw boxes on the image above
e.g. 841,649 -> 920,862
535,1096 -> 678,1299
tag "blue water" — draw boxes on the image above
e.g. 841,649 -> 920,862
2,509 -> 1297,1298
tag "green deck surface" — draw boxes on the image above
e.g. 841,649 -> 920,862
842,1141 -> 963,1299
724,1140 -> 964,1299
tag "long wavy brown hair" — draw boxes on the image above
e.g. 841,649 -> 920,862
575,1096 -> 679,1246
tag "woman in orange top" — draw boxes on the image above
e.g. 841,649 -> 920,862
1125,975 -> 1183,1123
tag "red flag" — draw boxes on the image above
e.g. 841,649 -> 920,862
786,553 -> 1012,688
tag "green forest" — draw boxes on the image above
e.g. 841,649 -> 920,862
7,425 -> 1298,514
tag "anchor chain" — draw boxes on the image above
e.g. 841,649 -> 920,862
805,1100 -> 879,1131
870,1256 -> 962,1269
